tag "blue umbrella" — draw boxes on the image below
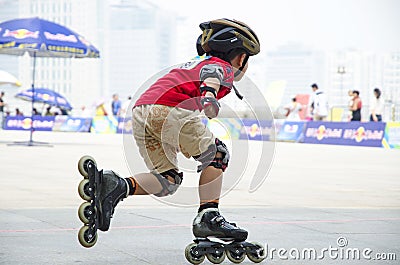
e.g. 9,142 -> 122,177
0,17 -> 99,58
16,88 -> 73,110
0,17 -> 99,146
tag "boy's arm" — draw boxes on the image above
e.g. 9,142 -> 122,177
201,77 -> 220,119
199,64 -> 225,119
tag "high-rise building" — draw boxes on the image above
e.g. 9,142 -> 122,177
0,0 -> 21,111
105,0 -> 177,98
264,43 -> 326,108
383,51 -> 400,104
325,49 -> 384,108
0,0 -> 177,113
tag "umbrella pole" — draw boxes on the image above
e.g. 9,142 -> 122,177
28,52 -> 37,146
8,52 -> 51,147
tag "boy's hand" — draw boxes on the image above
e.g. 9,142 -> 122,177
201,94 -> 220,119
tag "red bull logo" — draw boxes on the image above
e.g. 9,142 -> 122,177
44,31 -> 77,43
354,127 -> 366,142
248,123 -> 259,138
343,127 -> 383,142
37,93 -> 55,102
3,28 -> 39,39
22,118 -> 32,130
305,125 -> 342,141
316,125 -> 326,140
240,122 -> 273,140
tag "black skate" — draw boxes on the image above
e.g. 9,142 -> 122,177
77,155 -> 128,248
185,208 -> 266,264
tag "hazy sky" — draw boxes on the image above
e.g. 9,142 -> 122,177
156,0 -> 400,53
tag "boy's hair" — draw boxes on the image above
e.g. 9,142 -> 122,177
196,18 -> 260,62
353,90 -> 360,96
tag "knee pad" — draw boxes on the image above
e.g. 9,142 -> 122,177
152,169 -> 183,197
193,138 -> 230,173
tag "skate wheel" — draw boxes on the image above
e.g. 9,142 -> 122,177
78,155 -> 97,178
78,179 -> 92,201
226,246 -> 246,263
246,242 -> 266,263
78,225 -> 97,248
206,246 -> 225,264
78,202 -> 96,224
185,242 -> 205,264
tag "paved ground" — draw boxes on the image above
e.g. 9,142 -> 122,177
0,130 -> 399,265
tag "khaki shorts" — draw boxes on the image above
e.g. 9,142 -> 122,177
132,104 -> 215,173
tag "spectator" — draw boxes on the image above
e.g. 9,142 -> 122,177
347,90 -> 354,121
0,91 -> 5,129
350,90 -> 362,121
111,93 -> 121,116
284,96 -> 303,121
370,88 -> 383,122
32,108 -> 40,116
95,103 -> 108,116
44,106 -> 53,116
308,83 -> 329,121
15,108 -> 23,116
51,106 -> 61,116
60,108 -> 68,115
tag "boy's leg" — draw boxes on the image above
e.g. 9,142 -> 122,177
130,105 -> 182,197
178,113 -> 248,241
192,143 -> 248,242
96,105 -> 182,231
198,152 -> 224,211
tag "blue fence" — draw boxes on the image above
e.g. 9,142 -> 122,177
2,115 -> 399,149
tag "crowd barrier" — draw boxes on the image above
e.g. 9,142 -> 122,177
2,115 -> 399,149
303,121 -> 386,147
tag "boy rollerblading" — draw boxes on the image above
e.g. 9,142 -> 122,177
77,18 -> 266,263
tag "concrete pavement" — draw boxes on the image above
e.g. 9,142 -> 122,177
0,130 -> 399,264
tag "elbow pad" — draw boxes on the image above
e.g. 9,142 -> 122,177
199,64 -> 224,83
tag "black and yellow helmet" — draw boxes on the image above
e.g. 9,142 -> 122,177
196,18 -> 260,57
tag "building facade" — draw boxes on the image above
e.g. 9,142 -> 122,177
0,0 -> 177,113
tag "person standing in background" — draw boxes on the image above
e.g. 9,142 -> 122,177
111,94 -> 121,116
346,90 -> 354,121
350,90 -> 362,121
308,83 -> 329,121
284,96 -> 303,121
370,88 -> 383,122
0,91 -> 6,129
15,108 -> 23,116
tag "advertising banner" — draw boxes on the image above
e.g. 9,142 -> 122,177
239,119 -> 274,141
277,121 -> 306,142
3,115 -> 54,131
383,122 -> 400,149
303,121 -> 386,147
90,116 -> 118,134
207,118 -> 241,141
53,116 -> 91,132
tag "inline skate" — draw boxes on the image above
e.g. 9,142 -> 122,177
185,208 -> 266,264
76,155 -> 128,248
